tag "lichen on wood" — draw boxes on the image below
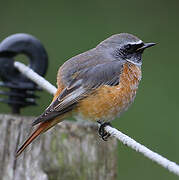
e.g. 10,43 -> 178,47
0,114 -> 118,180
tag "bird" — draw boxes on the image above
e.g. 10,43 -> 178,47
16,33 -> 155,157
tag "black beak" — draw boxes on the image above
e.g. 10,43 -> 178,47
143,42 -> 156,49
137,42 -> 156,51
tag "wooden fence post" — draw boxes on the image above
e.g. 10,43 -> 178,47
0,114 -> 118,180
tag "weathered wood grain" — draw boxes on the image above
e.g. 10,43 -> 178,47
0,114 -> 118,180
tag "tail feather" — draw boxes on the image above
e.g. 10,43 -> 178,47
16,121 -> 50,157
16,116 -> 64,157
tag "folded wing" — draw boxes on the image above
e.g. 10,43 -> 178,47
32,60 -> 123,125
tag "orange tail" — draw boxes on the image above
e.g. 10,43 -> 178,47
16,121 -> 50,157
16,116 -> 64,157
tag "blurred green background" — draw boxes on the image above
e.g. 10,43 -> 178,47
0,0 -> 179,179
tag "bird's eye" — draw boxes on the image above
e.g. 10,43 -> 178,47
125,44 -> 132,50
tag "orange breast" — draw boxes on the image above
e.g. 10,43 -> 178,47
53,71 -> 65,101
76,63 -> 142,122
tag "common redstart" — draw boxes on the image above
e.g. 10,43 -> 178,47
16,33 -> 155,157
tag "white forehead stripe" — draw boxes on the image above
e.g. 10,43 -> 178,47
129,40 -> 143,45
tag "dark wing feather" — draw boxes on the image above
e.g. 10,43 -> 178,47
32,60 -> 123,125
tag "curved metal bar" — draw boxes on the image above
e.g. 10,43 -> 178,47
0,33 -> 48,114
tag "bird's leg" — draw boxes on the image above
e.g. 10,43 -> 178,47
97,121 -> 111,141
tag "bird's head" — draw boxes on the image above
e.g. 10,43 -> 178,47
97,33 -> 156,66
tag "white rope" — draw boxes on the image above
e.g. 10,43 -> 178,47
105,126 -> 179,176
14,61 -> 57,95
14,61 -> 179,176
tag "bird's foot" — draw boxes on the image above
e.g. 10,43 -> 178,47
97,121 -> 111,141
